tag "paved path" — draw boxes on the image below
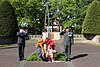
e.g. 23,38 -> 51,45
24,61 -> 74,67
0,44 -> 18,67
0,40 -> 36,67
71,43 -> 100,67
0,40 -> 100,67
55,40 -> 100,67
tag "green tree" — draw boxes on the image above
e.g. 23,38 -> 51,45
82,0 -> 100,35
9,0 -> 94,34
0,1 -> 18,36
74,0 -> 94,33
0,0 -> 2,3
49,0 -> 93,33
0,1 -> 18,44
10,0 -> 44,34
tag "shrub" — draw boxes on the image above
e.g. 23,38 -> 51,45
0,1 -> 18,36
82,0 -> 100,35
0,1 -> 18,44
26,52 -> 66,61
54,52 -> 65,61
26,52 -> 42,61
0,0 -> 2,4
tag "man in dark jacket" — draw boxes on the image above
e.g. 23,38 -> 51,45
17,29 -> 27,61
60,27 -> 74,61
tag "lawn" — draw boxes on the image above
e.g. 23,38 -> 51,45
86,42 -> 100,46
0,44 -> 12,47
84,40 -> 100,46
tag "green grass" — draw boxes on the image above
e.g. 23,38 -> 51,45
0,44 -> 11,47
85,42 -> 100,46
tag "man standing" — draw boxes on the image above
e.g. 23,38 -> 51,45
17,29 -> 27,61
60,27 -> 74,61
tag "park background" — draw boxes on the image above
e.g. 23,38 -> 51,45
0,0 -> 100,44
0,0 -> 100,67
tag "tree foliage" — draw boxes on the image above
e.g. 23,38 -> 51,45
9,0 -> 94,34
10,0 -> 44,27
82,0 -> 100,35
0,1 -> 18,36
0,0 -> 2,3
49,0 -> 94,33
10,0 -> 45,34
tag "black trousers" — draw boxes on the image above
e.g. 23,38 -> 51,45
18,44 -> 25,61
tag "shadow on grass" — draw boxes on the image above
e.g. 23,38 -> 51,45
71,53 -> 88,60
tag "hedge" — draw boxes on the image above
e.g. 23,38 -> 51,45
82,0 -> 100,35
0,1 -> 18,36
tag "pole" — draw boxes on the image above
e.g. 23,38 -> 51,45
47,2 -> 50,39
45,3 -> 47,28
44,1 -> 50,39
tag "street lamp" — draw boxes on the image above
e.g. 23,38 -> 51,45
44,1 -> 50,39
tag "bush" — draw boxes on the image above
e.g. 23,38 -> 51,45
0,1 -> 18,44
54,52 -> 65,61
0,1 -> 18,36
26,52 -> 42,61
82,0 -> 100,35
0,0 -> 2,4
26,52 -> 66,61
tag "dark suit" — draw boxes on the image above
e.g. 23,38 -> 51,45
17,32 -> 27,61
60,31 -> 74,61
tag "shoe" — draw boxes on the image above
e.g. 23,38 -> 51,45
66,58 -> 71,62
19,58 -> 24,61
